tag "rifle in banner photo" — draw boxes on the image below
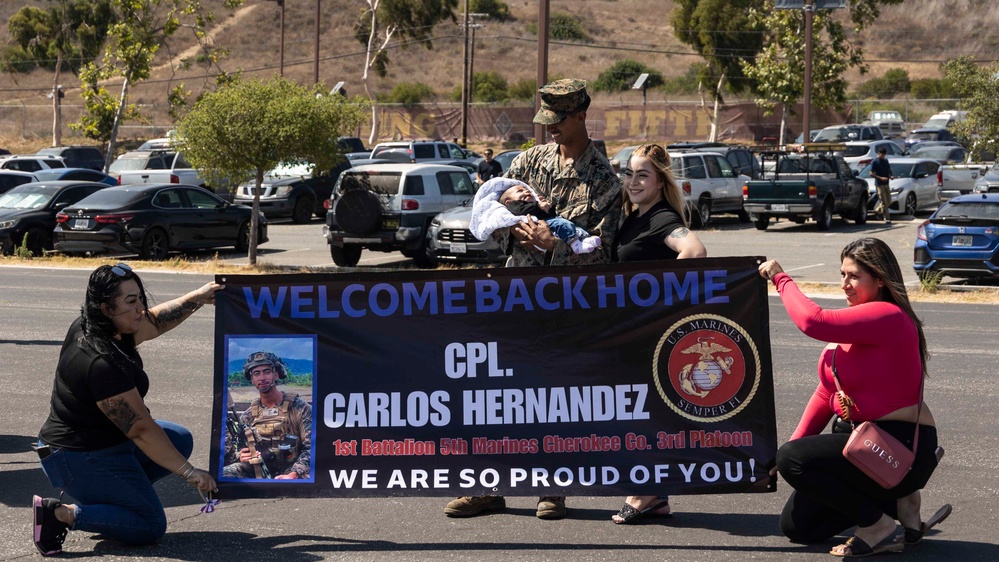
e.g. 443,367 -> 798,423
227,390 -> 272,479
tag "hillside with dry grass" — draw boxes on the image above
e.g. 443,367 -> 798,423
2,0 -> 998,152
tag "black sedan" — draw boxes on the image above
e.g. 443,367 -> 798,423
53,184 -> 267,260
0,181 -> 111,255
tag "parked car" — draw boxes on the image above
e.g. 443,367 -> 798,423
913,193 -> 999,281
54,184 -> 266,260
922,110 -> 966,130
338,136 -> 370,160
35,146 -> 104,171
863,110 -> 906,138
812,124 -> 884,142
369,140 -> 473,163
0,180 -> 110,255
233,160 -> 351,223
31,168 -> 117,186
137,137 -> 175,151
323,163 -> 477,267
857,157 -> 941,216
107,150 -> 177,180
0,170 -> 38,195
0,155 -> 66,172
793,129 -> 822,144
838,140 -> 904,171
114,150 -> 206,188
426,202 -> 506,265
904,128 -> 958,152
666,141 -> 727,151
493,149 -> 523,172
609,145 -> 639,176
910,145 -> 969,165
973,163 -> 999,194
699,145 -> 762,179
668,151 -> 750,226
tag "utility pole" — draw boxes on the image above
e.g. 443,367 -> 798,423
460,0 -> 470,147
266,0 -> 285,76
802,0 -> 814,140
534,0 -> 550,144
314,0 -> 321,84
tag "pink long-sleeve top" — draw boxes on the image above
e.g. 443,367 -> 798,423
773,272 -> 923,440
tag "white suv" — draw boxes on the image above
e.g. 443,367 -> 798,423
668,151 -> 750,227
0,155 -> 66,173
369,141 -> 473,164
323,163 -> 477,267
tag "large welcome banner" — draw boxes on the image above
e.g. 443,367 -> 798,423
210,257 -> 777,498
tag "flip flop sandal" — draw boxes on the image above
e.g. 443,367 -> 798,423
902,504 -> 952,545
612,499 -> 672,525
830,534 -> 904,558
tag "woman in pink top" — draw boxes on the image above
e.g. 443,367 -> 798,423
759,238 -> 949,557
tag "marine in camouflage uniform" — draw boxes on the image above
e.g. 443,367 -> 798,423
222,351 -> 312,480
498,78 -> 622,267
445,79 -> 621,521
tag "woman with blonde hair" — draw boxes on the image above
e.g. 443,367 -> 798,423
611,143 -> 706,523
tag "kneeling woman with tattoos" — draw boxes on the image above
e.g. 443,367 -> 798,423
33,263 -> 222,555
610,143 -> 707,524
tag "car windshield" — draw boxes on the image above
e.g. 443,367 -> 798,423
69,188 -> 146,209
493,151 -> 521,171
0,185 -> 56,209
923,118 -> 950,129
888,162 -> 915,177
935,201 -> 999,220
912,148 -> 954,160
109,157 -> 153,173
814,127 -> 860,142
841,146 -> 870,157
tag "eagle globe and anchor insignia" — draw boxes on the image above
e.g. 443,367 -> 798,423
654,314 -> 761,423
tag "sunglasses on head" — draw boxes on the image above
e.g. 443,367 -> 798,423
111,263 -> 133,277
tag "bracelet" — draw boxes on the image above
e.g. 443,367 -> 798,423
183,465 -> 197,480
174,461 -> 193,476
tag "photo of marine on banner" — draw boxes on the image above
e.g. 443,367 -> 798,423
209,257 -> 777,499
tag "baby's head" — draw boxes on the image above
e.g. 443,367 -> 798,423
500,184 -> 534,205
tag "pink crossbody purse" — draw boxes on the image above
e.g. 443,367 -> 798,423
831,348 -> 922,489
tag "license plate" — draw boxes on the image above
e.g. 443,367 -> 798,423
450,242 -> 467,254
381,218 -> 400,229
71,219 -> 91,230
770,204 -> 788,211
952,235 -> 972,247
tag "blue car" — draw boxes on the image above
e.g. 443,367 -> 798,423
914,193 -> 999,281
31,168 -> 118,186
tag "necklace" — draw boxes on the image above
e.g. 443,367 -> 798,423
110,339 -> 137,365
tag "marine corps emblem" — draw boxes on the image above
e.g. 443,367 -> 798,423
653,314 -> 761,422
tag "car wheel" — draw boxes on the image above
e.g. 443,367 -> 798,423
816,200 -> 833,230
23,227 -> 50,256
235,221 -> 251,252
330,244 -> 362,267
754,216 -> 769,231
695,198 -> 711,229
854,196 -> 869,225
291,195 -> 315,224
335,189 -> 381,235
905,193 -> 917,216
140,228 -> 169,260
409,234 -> 433,268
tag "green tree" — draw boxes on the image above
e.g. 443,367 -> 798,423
527,11 -> 589,42
470,0 -> 511,21
2,0 -> 115,145
740,0 -> 904,144
354,0 -> 460,145
70,0 -> 243,170
591,60 -> 664,94
176,77 -> 369,265
942,56 -> 999,160
450,70 -> 508,102
673,0 -> 765,140
854,67 -> 910,99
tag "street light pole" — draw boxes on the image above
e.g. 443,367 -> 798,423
802,0 -> 814,140
278,0 -> 285,77
460,0 -> 470,147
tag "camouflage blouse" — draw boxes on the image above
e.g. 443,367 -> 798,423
501,141 -> 622,267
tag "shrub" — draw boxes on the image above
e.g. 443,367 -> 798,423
527,12 -> 590,42
384,82 -> 435,106
853,68 -> 911,99
591,60 -> 664,93
660,63 -> 705,96
470,0 -> 512,21
508,78 -> 536,101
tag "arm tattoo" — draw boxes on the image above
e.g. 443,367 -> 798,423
154,300 -> 200,324
100,397 -> 140,434
668,227 -> 691,239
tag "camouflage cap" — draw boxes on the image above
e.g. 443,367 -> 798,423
533,79 -> 589,125
243,351 -> 287,380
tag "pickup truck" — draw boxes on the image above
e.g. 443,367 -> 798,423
112,150 -> 206,187
938,163 -> 991,200
743,148 -> 869,230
